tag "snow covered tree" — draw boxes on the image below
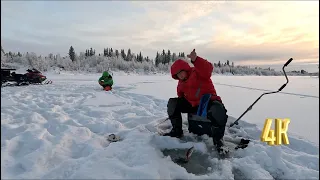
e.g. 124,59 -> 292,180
103,48 -> 107,57
126,49 -> 132,61
166,50 -> 171,64
161,49 -> 166,64
155,52 -> 160,67
137,51 -> 143,62
69,46 -> 76,62
89,48 -> 94,56
109,48 -> 113,57
120,49 -> 126,60
172,52 -> 177,62
145,56 -> 150,62
115,49 -> 119,58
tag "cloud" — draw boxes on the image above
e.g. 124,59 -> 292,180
1,1 -> 318,71
175,1 -> 319,67
129,1 -> 318,68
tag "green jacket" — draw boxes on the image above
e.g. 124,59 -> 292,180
98,71 -> 113,86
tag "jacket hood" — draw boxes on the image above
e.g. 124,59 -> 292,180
170,59 -> 191,80
102,71 -> 110,77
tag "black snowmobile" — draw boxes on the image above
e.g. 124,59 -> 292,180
1,68 -> 52,87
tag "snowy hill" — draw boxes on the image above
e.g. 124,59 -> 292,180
1,73 -> 319,179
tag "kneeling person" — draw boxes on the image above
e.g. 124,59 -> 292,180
98,71 -> 113,91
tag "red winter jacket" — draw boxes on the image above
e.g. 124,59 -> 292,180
170,56 -> 222,107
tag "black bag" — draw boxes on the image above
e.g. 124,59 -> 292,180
187,94 -> 214,137
187,113 -> 214,137
187,94 -> 228,137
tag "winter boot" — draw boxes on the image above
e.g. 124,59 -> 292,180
212,126 -> 229,154
163,117 -> 183,138
213,138 -> 229,154
163,128 -> 183,138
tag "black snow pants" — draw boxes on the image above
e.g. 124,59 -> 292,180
167,97 -> 228,142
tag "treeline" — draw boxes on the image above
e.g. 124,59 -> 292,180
1,45 -> 315,76
68,46 -> 185,66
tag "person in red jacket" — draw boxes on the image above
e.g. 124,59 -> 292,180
164,49 -> 228,153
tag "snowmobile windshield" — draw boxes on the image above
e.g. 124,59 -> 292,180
32,69 -> 40,73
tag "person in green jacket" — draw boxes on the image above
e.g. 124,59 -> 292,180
98,71 -> 113,91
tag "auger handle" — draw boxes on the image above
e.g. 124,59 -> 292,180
284,58 -> 293,67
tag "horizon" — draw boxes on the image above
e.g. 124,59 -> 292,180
1,1 -> 319,72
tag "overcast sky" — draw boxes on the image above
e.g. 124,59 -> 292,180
1,1 -> 319,72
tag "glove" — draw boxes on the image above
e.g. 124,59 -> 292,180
187,49 -> 197,62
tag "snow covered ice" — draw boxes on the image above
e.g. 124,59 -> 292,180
1,72 -> 319,179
